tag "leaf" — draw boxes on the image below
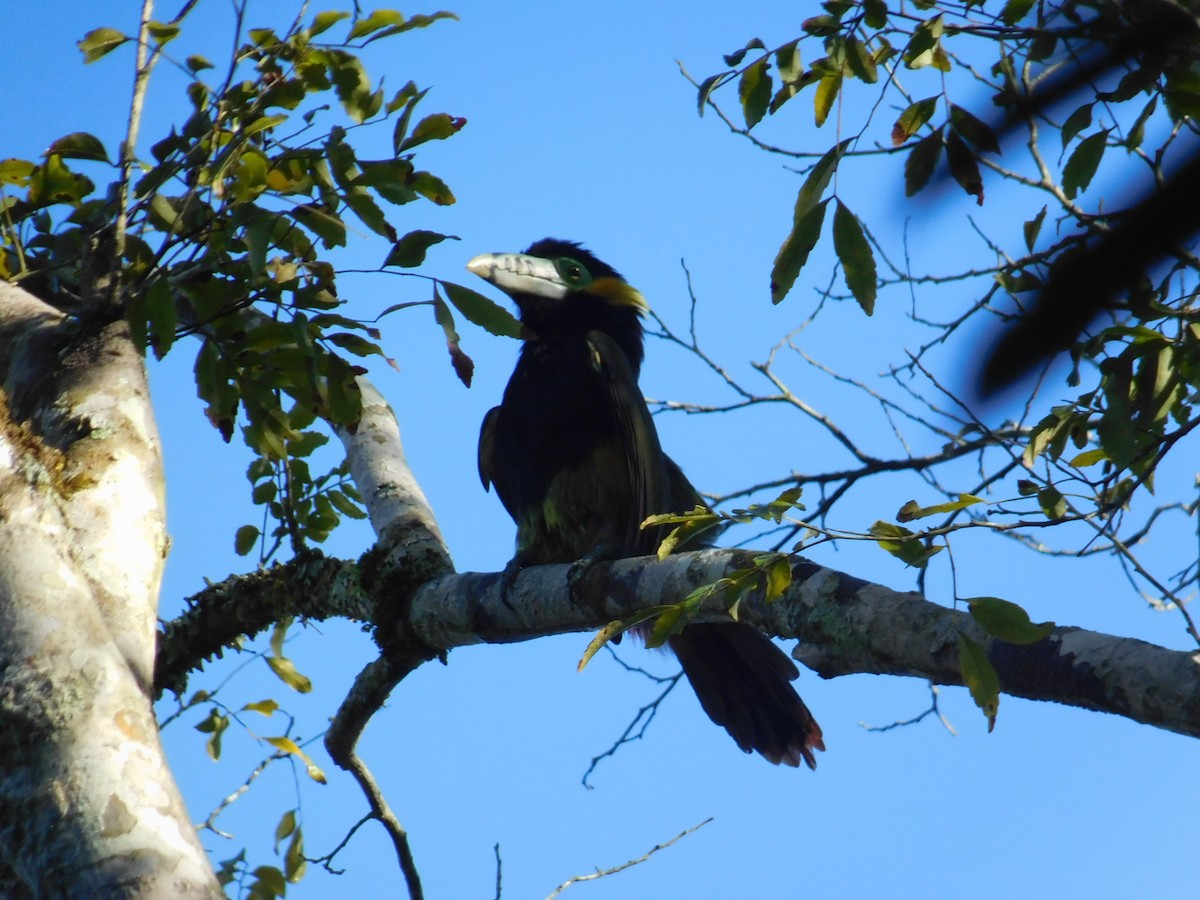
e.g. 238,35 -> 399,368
845,37 -> 878,84
904,127 -> 943,196
266,736 -> 328,784
864,0 -> 889,28
347,9 -> 405,40
234,524 -> 260,556
813,73 -> 842,127
1037,485 -> 1067,520
832,201 -> 876,315
1069,448 -> 1107,467
45,132 -> 110,163
433,296 -> 474,387
739,59 -> 772,130
1000,0 -> 1036,24
958,633 -> 999,730
385,230 -> 457,269
266,656 -> 313,693
1062,130 -> 1108,199
945,130 -> 984,205
949,104 -> 1000,154
78,27 -> 129,63
1061,103 -> 1093,148
147,21 -> 180,44
696,72 -> 725,116
186,54 -> 214,72
396,112 -> 466,153
408,170 -> 455,205
310,10 -> 350,35
771,199 -> 829,304
868,521 -> 943,567
442,281 -> 524,339
723,37 -> 766,67
274,810 -> 297,850
1023,206 -> 1047,252
243,699 -> 280,716
762,555 -> 793,602
902,16 -> 945,70
289,204 -> 346,248
967,597 -> 1054,644
892,96 -> 938,146
896,493 -> 984,522
577,607 -> 673,671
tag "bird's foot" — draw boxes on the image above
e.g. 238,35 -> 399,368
498,557 -> 524,611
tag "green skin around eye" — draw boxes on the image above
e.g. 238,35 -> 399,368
554,257 -> 592,288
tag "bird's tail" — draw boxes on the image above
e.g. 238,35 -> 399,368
669,622 -> 824,768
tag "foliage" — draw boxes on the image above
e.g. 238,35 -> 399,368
686,0 -> 1200,718
0,5 -> 520,566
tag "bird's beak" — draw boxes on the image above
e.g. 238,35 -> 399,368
466,252 -> 572,300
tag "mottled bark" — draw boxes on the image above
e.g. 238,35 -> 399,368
0,283 -> 219,897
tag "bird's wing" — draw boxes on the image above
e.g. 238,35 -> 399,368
477,405 -> 500,491
584,330 -> 672,556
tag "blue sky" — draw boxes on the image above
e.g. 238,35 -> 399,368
5,2 -> 1198,898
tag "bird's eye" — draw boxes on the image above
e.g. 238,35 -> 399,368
554,257 -> 591,287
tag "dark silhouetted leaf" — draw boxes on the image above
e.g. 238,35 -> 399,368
832,201 -> 876,315
1062,130 -> 1109,199
945,130 -> 984,205
904,127 -> 943,196
385,229 -> 457,267
949,103 -> 1000,154
739,60 -> 772,129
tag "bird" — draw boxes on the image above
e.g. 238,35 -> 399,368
467,237 -> 825,768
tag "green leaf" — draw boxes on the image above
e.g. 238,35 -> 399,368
243,699 -> 280,716
904,128 -> 943,196
967,597 -> 1054,644
864,0 -> 888,28
78,27 -> 129,63
1023,206 -> 1047,252
288,205 -> 347,248
1061,103 -> 1093,148
266,656 -> 313,693
832,201 -> 876,315
284,827 -> 307,883
442,281 -> 524,338
958,633 -> 999,730
1000,0 -> 1036,24
147,21 -> 180,44
891,96 -> 938,146
1062,130 -> 1108,199
186,54 -> 214,72
762,554 -> 793,603
775,40 -> 802,83
896,493 -> 984,522
696,72 -> 725,116
45,132 -> 110,163
234,524 -> 260,556
274,810 -> 297,850
408,170 -> 455,205
385,229 -> 457,267
1069,448 -> 1107,467
739,59 -> 772,129
311,10 -> 351,35
949,104 -> 1000,154
577,607 -> 674,671
813,73 -> 842,127
433,297 -> 474,387
265,736 -> 327,783
771,198 -> 829,304
1037,485 -> 1067,519
903,16 -> 945,70
868,521 -> 942,567
845,37 -> 878,84
396,112 -> 466,153
347,9 -> 405,40
0,158 -> 35,186
945,130 -> 984,205
723,37 -> 766,67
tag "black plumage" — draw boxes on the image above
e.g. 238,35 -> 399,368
471,238 -> 824,767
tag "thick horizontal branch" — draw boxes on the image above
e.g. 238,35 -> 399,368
157,545 -> 1200,738
407,550 -> 1200,739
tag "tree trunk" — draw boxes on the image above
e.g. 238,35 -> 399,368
0,283 -> 220,897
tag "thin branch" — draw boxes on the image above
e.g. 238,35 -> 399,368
545,818 -> 713,899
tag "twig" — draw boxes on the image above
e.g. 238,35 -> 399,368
545,818 -> 714,899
